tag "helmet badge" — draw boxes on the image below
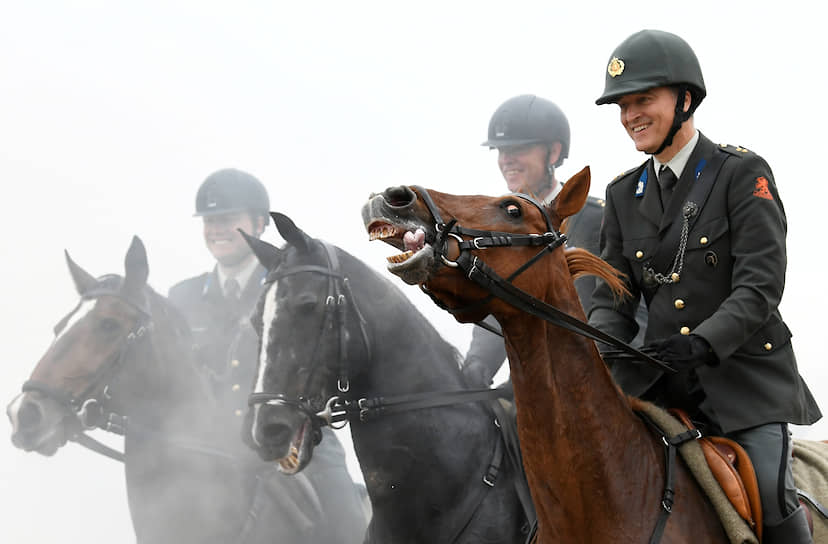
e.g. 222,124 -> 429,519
607,57 -> 625,78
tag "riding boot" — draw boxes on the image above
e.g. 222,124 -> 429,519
763,506 -> 813,544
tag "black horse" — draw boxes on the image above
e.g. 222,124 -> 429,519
7,236 -> 368,543
242,212 -> 534,543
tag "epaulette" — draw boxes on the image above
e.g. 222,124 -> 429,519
584,194 -> 606,208
717,143 -> 754,158
609,159 -> 648,185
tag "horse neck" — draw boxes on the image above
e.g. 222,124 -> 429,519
123,295 -> 210,431
495,271 -> 662,524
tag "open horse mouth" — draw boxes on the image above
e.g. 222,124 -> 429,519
253,404 -> 316,475
362,187 -> 437,285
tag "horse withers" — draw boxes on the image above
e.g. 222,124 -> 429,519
242,212 -> 534,543
7,236 -> 367,544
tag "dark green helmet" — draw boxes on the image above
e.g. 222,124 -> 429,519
595,29 -> 706,107
482,94 -> 570,167
194,168 -> 270,218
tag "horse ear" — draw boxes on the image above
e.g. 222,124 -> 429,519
271,212 -> 312,253
65,250 -> 98,295
239,229 -> 282,271
553,166 -> 591,220
123,236 -> 149,293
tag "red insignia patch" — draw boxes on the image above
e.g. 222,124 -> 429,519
753,176 -> 773,200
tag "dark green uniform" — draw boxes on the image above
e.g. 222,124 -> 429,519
588,132 -> 820,434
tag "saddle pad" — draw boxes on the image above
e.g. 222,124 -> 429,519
793,439 -> 828,543
631,398 -> 758,544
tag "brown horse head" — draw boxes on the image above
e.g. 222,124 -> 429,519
362,167 -> 626,324
7,237 -> 191,456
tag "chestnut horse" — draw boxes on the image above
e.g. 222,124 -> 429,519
242,212 -> 534,543
361,168 -> 732,543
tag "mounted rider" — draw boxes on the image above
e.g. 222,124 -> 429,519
169,168 -> 368,544
588,29 -> 821,543
463,94 -> 645,387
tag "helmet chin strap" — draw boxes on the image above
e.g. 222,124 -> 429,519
652,85 -> 696,156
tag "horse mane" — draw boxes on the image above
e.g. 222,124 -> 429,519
564,247 -> 630,301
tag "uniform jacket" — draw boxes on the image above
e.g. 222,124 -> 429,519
168,265 -> 267,421
589,132 -> 820,433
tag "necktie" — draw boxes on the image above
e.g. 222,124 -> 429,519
224,277 -> 241,302
659,165 -> 678,207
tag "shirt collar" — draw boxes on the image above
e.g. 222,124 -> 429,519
653,129 -> 699,179
216,255 -> 261,296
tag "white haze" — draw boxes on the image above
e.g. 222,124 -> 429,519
2,1 -> 826,541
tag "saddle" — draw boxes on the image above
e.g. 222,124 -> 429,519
670,409 -> 763,542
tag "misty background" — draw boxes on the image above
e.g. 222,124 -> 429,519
2,2 -> 826,541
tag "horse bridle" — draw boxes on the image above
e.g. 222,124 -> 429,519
410,185 -> 673,373
246,239 -> 510,432
247,240 -> 373,431
21,281 -> 153,462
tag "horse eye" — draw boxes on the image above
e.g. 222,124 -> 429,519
99,318 -> 122,333
504,203 -> 522,218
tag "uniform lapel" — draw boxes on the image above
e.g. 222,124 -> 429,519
657,133 -> 715,234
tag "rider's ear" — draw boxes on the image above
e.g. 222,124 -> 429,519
553,166 -> 591,220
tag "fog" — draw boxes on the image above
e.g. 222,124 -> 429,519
2,2 -> 826,541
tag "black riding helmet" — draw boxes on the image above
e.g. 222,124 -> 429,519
194,168 -> 270,218
596,30 -> 706,155
482,94 -> 570,168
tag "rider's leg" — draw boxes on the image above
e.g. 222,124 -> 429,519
727,423 -> 812,544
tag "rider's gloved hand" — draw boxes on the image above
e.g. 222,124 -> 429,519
654,334 -> 718,371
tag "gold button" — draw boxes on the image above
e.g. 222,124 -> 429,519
232,384 -> 241,392
234,409 -> 243,417
670,273 -> 680,283
700,236 -> 709,245
674,299 -> 685,309
231,359 -> 240,368
764,343 -> 773,351
680,326 -> 690,335
635,250 -> 644,259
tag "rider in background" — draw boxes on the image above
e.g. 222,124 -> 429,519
462,95 -> 645,387
168,168 -> 368,543
588,29 -> 821,543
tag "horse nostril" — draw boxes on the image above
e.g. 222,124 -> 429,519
17,400 -> 43,431
384,186 -> 416,208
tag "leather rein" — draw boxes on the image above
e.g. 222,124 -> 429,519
411,185 -> 673,373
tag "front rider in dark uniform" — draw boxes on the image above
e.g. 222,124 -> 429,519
588,30 -> 821,543
462,94 -> 646,387
169,168 -> 368,544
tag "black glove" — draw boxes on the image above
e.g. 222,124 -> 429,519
654,334 -> 718,371
461,359 -> 494,388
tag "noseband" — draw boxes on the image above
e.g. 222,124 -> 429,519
410,186 -> 673,373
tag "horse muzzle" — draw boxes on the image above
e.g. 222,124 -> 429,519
7,391 -> 72,455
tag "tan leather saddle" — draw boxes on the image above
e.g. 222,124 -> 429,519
670,409 -> 763,542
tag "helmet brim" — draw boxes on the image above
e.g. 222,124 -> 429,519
480,137 -> 545,149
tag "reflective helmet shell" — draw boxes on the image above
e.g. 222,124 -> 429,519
596,29 -> 706,106
482,94 -> 570,166
194,168 -> 270,217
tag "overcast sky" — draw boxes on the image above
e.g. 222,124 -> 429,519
2,2 -> 826,541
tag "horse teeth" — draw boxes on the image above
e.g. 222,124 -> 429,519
369,225 -> 398,241
386,251 -> 413,264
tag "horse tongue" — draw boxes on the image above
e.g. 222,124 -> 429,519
403,229 -> 425,252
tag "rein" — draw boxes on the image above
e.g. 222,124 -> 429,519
411,185 -> 674,374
